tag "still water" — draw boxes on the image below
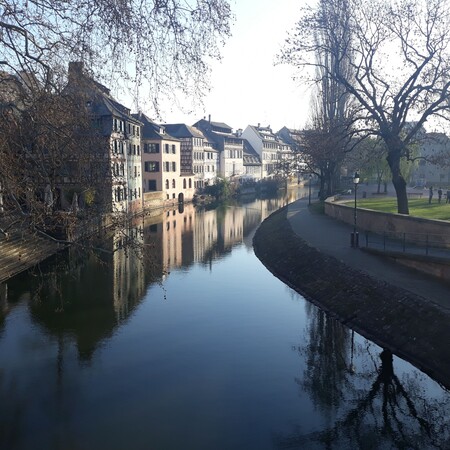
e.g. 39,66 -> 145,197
0,189 -> 449,450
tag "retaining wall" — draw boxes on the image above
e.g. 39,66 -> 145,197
325,197 -> 450,247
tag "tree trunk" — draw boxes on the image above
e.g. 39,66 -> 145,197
386,151 -> 409,214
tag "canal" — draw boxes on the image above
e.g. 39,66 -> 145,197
0,188 -> 449,449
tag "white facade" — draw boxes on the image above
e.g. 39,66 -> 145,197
241,125 -> 280,179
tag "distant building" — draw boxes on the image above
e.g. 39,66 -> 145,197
134,113 -> 194,204
202,135 -> 219,187
241,124 -> 280,178
413,132 -> 450,186
163,123 -> 205,189
194,117 -> 244,179
242,139 -> 262,181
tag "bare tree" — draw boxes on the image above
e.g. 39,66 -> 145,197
0,85 -> 110,237
0,0 -> 232,244
281,0 -> 450,214
0,0 -> 232,110
281,0 -> 355,199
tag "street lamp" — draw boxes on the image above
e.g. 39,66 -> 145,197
308,173 -> 312,205
351,171 -> 360,248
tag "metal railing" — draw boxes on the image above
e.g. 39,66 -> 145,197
363,230 -> 450,259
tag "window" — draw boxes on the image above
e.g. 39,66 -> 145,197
172,144 -> 176,154
189,178 -> 192,188
137,145 -> 140,155
183,179 -> 186,189
137,127 -> 140,136
113,140 -> 118,153
172,162 -> 176,172
164,161 -> 170,172
144,143 -> 160,153
165,179 -> 169,189
165,144 -> 169,153
172,179 -> 176,188
148,180 -> 157,191
145,161 -> 159,172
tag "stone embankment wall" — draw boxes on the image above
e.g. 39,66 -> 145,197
0,193 -> 167,283
253,206 -> 450,390
325,197 -> 450,246
144,191 -> 165,210
325,197 -> 450,280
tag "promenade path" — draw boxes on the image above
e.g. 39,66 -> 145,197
287,197 -> 450,311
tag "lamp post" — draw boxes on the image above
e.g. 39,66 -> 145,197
308,173 -> 312,205
351,171 -> 360,248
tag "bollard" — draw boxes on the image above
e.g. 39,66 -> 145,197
351,231 -> 359,248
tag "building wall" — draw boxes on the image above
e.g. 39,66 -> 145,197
413,134 -> 450,187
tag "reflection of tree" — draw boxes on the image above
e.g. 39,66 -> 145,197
277,307 -> 450,449
24,229 -> 147,361
296,306 -> 351,413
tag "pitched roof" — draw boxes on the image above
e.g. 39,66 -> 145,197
243,139 -> 261,165
132,112 -> 178,141
163,123 -> 204,139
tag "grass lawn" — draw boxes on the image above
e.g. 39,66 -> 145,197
354,197 -> 450,220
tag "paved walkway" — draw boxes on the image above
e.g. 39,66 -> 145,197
287,198 -> 450,312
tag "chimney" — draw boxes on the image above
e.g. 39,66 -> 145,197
208,114 -> 211,123
68,61 -> 84,84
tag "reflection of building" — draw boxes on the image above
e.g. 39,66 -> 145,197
193,209 -> 218,261
145,204 -> 196,272
219,206 -> 244,249
112,225 -> 145,321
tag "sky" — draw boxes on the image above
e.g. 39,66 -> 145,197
118,0 -> 311,132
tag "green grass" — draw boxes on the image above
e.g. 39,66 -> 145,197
354,197 -> 450,220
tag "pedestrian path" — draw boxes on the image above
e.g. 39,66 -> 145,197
286,199 -> 450,311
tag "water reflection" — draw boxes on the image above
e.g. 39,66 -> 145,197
1,191 -> 298,360
276,306 -> 450,449
0,188 -> 449,450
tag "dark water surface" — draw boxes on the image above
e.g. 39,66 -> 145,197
1,189 -> 449,450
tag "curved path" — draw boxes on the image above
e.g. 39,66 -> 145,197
253,198 -> 450,390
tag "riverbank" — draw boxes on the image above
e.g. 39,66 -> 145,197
253,203 -> 450,390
